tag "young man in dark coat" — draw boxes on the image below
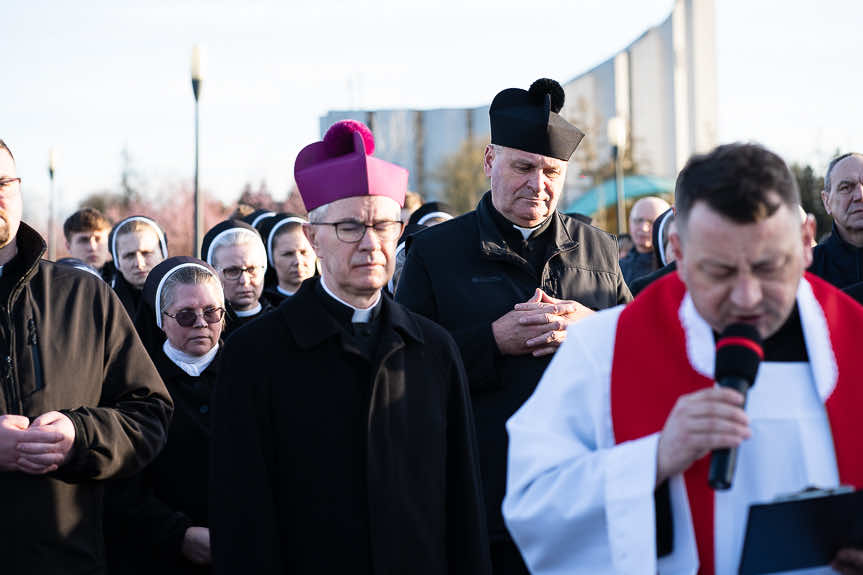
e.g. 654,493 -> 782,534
63,207 -> 113,278
396,78 -> 631,574
0,140 -> 173,572
210,120 -> 490,575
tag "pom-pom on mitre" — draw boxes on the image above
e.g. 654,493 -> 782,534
528,78 -> 565,114
323,119 -> 375,157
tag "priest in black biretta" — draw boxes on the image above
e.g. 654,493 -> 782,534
396,79 -> 631,575
489,77 -> 584,161
210,119 -> 490,575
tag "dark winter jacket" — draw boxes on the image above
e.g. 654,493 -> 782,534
808,223 -> 863,288
843,280 -> 863,305
0,223 -> 173,574
619,248 -> 658,286
630,261 -> 678,297
396,192 -> 631,539
106,347 -> 221,575
210,278 -> 491,575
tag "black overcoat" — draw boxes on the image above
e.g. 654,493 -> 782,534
396,192 -> 631,539
210,279 -> 491,575
808,223 -> 863,289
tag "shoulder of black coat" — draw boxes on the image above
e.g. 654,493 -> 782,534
406,210 -> 479,254
38,259 -> 113,300
400,305 -> 460,358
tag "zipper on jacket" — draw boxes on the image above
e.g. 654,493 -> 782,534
27,318 -> 44,392
3,355 -> 17,413
0,304 -> 18,413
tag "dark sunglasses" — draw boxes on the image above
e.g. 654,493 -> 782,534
163,306 -> 225,327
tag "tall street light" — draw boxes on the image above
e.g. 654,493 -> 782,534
191,45 -> 204,258
608,116 -> 627,235
47,149 -> 57,260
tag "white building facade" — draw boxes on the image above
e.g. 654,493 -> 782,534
322,0 -> 716,203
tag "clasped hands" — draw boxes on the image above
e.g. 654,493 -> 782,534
0,411 -> 75,474
492,288 -> 594,357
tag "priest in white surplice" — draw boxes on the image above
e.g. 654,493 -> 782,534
503,143 -> 863,575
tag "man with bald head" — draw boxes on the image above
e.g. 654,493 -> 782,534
809,152 -> 863,288
618,195 -> 671,286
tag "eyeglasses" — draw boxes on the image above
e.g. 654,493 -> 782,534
220,265 -> 264,281
313,220 -> 403,243
0,177 -> 21,190
163,306 -> 225,327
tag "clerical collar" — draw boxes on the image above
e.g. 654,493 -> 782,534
486,193 -> 553,243
711,305 -> 808,363
276,285 -> 296,297
163,340 -> 219,377
513,223 -> 542,240
320,275 -> 381,322
234,303 -> 262,318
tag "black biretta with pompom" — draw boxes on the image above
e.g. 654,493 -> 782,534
489,78 -> 585,161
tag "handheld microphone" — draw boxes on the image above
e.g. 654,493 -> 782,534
708,323 -> 763,491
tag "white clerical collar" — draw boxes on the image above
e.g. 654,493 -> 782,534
276,285 -> 296,297
320,275 -> 380,322
163,340 -> 219,377
234,303 -> 262,317
513,223 -> 542,240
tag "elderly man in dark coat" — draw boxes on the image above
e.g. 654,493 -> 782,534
396,78 -> 631,574
0,141 -> 172,573
808,152 -> 863,288
210,120 -> 490,575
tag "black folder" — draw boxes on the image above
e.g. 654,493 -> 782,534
738,488 -> 863,574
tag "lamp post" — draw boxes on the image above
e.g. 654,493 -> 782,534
608,116 -> 627,235
191,45 -> 204,258
47,149 -> 57,260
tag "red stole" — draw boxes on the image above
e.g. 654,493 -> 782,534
610,272 -> 863,575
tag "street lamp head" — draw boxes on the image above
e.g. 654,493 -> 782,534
607,116 -> 627,150
191,44 -> 205,100
48,148 -> 57,180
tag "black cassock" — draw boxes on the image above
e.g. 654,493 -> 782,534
210,278 -> 491,575
105,347 -> 221,574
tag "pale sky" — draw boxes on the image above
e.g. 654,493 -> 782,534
2,0 -> 861,230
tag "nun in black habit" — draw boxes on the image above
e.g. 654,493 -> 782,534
200,219 -> 274,335
210,120 -> 490,575
108,215 -> 169,318
259,213 -> 318,306
106,256 -> 225,574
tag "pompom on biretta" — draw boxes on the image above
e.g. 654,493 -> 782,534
528,78 -> 565,114
323,119 -> 375,157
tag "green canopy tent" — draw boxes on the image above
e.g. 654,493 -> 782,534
562,175 -> 674,233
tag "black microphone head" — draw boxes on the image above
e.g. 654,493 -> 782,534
715,323 -> 763,385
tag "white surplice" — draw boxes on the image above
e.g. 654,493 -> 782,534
503,277 -> 841,575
